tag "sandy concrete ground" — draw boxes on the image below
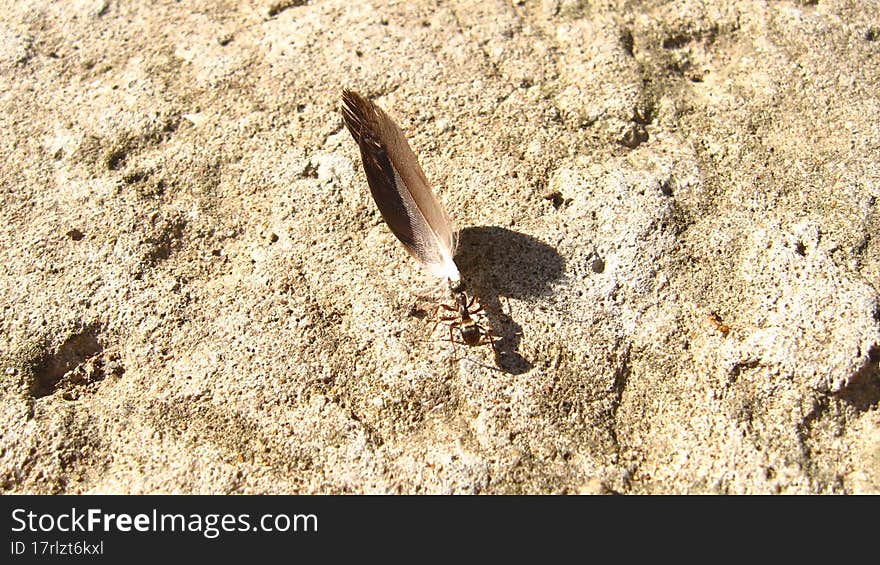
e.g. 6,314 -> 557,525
1,0 -> 879,493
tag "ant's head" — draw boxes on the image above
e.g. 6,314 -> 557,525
448,278 -> 465,294
460,323 -> 481,346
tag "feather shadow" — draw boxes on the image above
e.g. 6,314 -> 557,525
454,227 -> 565,374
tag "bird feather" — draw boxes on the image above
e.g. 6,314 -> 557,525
341,89 -> 461,282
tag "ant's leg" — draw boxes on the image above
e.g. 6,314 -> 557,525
441,318 -> 461,344
430,316 -> 460,339
486,332 -> 499,357
447,323 -> 463,357
427,304 -> 442,335
429,318 -> 445,337
474,324 -> 499,356
429,297 -> 460,334
430,303 -> 457,320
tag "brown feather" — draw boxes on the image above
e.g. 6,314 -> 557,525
341,89 -> 460,281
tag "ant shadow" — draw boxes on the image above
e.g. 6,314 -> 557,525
454,226 -> 565,375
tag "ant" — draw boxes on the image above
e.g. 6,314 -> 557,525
430,279 -> 498,355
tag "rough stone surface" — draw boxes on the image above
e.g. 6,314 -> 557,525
1,0 -> 879,494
